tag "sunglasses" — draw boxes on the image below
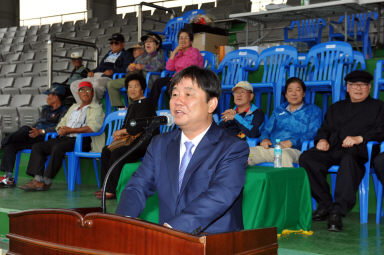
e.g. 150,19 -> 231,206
110,41 -> 121,45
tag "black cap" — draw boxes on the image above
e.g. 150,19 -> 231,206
108,33 -> 125,42
43,84 -> 66,96
344,70 -> 373,84
140,32 -> 162,46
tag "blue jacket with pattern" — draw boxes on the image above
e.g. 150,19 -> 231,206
259,102 -> 322,150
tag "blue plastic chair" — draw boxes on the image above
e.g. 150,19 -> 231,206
200,50 -> 216,72
284,18 -> 326,47
182,9 -> 205,23
13,132 -> 58,184
373,142 -> 384,223
373,60 -> 384,99
304,140 -> 377,224
294,41 -> 353,114
250,45 -> 298,116
67,110 -> 127,191
329,12 -> 378,58
215,49 -> 259,114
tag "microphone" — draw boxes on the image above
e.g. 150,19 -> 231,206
128,113 -> 174,128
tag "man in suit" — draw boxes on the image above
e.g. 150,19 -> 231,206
116,66 -> 249,234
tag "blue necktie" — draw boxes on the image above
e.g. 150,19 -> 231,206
178,141 -> 194,192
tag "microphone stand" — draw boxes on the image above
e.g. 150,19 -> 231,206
101,122 -> 158,213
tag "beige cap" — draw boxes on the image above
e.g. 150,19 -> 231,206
71,52 -> 82,59
232,81 -> 253,92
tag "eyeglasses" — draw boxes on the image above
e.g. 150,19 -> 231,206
233,90 -> 251,96
347,82 -> 369,89
110,41 -> 120,45
145,39 -> 156,44
79,88 -> 92,93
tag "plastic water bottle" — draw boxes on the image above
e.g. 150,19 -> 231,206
274,139 -> 282,168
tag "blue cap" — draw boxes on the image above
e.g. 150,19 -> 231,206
43,84 -> 66,96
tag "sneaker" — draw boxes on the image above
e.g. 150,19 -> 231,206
0,176 -> 15,188
19,179 -> 51,191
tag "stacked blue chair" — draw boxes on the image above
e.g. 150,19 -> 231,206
250,45 -> 297,116
373,60 -> 384,99
329,12 -> 378,58
293,41 -> 354,113
215,49 -> 259,114
284,18 -> 326,47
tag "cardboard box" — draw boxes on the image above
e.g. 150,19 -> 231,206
192,32 -> 229,54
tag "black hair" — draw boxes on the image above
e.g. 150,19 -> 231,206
178,28 -> 194,42
168,65 -> 221,102
125,72 -> 147,92
284,77 -> 306,95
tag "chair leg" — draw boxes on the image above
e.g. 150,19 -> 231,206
331,173 -> 336,202
67,153 -> 76,191
92,159 -> 100,188
359,165 -> 370,224
14,151 -> 21,184
373,174 -> 383,224
312,197 -> 317,211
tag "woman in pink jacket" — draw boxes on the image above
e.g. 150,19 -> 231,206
148,29 -> 204,107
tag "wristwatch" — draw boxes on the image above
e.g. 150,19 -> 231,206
41,129 -> 46,135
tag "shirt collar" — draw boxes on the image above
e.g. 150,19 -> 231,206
180,124 -> 211,150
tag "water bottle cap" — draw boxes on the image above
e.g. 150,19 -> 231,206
276,139 -> 280,143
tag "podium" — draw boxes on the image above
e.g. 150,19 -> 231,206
7,208 -> 278,255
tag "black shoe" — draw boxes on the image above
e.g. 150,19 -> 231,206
312,207 -> 329,221
328,213 -> 343,232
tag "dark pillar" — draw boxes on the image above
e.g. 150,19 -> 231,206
87,0 -> 116,22
0,0 -> 19,28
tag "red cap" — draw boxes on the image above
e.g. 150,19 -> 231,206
78,81 -> 93,90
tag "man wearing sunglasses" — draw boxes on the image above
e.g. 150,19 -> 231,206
70,33 -> 133,104
300,70 -> 384,232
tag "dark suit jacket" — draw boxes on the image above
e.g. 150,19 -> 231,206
116,123 -> 249,234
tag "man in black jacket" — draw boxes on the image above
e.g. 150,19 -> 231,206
299,70 -> 384,232
70,33 -> 133,104
0,85 -> 68,188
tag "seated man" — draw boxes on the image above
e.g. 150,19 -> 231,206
19,81 -> 105,191
299,70 -> 384,232
0,85 -> 68,188
219,81 -> 264,139
70,33 -> 133,104
55,51 -> 90,106
116,66 -> 249,234
248,77 -> 322,167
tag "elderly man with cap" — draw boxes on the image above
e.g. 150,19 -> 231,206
70,33 -> 133,104
300,70 -> 384,232
53,51 -> 89,106
106,42 -> 145,108
0,85 -> 68,188
218,81 -> 264,139
19,81 -> 105,191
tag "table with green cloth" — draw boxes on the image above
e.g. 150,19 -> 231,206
116,164 -> 312,233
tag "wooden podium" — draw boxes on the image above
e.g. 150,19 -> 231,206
7,208 -> 278,255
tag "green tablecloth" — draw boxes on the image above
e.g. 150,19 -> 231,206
116,164 -> 312,233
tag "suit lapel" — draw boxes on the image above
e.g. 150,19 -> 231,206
166,131 -> 181,203
177,124 -> 221,201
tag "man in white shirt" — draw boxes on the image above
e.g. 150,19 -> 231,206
19,81 -> 105,191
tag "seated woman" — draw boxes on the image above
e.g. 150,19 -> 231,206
218,81 -> 264,139
148,28 -> 204,107
248,77 -> 322,167
107,32 -> 165,107
96,73 -> 158,199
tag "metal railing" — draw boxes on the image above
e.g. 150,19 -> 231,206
47,36 -> 98,88
20,11 -> 87,26
137,2 -> 176,41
